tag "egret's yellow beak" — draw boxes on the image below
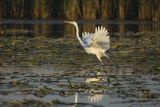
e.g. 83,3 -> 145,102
64,21 -> 72,24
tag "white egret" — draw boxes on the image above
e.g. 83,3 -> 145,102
64,21 -> 110,61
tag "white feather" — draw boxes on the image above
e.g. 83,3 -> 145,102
92,26 -> 110,51
82,26 -> 110,51
82,32 -> 93,46
65,21 -> 110,61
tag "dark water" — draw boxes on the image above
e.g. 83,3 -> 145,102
0,20 -> 160,107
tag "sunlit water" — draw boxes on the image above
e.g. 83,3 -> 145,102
0,20 -> 160,107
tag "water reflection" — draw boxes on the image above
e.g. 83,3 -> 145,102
88,94 -> 104,103
0,66 -> 160,107
0,63 -> 160,107
0,20 -> 160,107
0,20 -> 160,37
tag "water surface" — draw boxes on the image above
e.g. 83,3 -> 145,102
0,20 -> 160,107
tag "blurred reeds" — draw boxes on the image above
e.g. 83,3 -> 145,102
0,0 -> 159,21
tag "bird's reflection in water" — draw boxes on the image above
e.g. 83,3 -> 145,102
85,72 -> 104,103
74,92 -> 78,103
71,92 -> 78,107
88,93 -> 104,103
71,72 -> 105,106
72,92 -> 103,106
84,72 -> 103,83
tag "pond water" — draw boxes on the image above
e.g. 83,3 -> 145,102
0,20 -> 160,107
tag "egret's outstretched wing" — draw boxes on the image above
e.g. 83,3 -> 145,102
82,32 -> 94,46
92,26 -> 110,50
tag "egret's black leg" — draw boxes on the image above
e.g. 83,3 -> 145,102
98,62 -> 103,72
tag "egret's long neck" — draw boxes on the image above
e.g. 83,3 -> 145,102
74,23 -> 86,47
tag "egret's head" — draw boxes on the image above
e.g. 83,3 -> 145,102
64,21 -> 77,26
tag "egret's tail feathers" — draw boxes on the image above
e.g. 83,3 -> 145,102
96,52 -> 109,61
103,53 -> 109,59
